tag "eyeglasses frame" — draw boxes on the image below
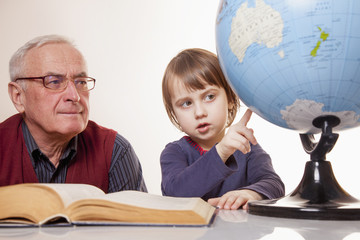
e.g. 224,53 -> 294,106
15,75 -> 96,91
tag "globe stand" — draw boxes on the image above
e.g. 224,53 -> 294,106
248,115 -> 360,220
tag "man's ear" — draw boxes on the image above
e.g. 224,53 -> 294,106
8,82 -> 25,113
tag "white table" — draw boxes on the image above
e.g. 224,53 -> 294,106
0,210 -> 359,240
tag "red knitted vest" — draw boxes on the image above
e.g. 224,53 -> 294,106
0,114 -> 116,193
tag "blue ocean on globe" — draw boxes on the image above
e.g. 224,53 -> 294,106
216,0 -> 360,134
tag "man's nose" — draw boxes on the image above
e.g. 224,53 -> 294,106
64,81 -> 81,102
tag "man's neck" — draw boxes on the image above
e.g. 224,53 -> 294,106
23,120 -> 73,167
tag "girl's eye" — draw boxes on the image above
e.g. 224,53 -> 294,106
181,101 -> 192,108
205,94 -> 215,101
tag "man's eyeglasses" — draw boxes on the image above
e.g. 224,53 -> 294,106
15,75 -> 96,91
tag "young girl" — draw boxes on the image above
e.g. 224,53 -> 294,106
161,48 -> 285,210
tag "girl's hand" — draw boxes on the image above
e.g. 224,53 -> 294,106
207,189 -> 263,210
216,109 -> 257,162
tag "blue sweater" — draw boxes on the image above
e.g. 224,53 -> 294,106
160,136 -> 285,200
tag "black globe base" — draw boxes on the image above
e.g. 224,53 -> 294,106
248,115 -> 360,220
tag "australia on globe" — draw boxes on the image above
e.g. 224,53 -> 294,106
216,0 -> 360,134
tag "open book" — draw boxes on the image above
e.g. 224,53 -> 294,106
0,183 -> 216,227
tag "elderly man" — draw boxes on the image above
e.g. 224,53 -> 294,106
0,35 -> 147,193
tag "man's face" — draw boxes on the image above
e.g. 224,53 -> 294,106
19,43 -> 90,142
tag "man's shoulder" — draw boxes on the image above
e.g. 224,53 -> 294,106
85,120 -> 114,130
84,120 -> 117,136
80,120 -> 118,148
0,114 -> 23,130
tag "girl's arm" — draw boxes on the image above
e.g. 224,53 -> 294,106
243,143 -> 285,199
208,144 -> 285,209
160,143 -> 237,197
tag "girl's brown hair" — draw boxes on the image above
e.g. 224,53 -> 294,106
162,48 -> 240,130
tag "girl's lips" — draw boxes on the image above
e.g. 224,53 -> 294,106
197,123 -> 210,133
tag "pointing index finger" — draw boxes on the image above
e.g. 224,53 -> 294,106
239,109 -> 253,126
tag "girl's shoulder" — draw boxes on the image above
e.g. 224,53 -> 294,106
164,136 -> 188,147
162,136 -> 188,153
162,136 -> 204,157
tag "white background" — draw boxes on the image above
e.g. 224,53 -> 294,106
1,0 -> 359,198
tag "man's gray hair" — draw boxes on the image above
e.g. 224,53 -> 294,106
9,35 -> 77,82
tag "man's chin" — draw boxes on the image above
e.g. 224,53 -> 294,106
60,122 -> 87,135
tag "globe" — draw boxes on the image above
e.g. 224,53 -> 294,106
215,0 -> 360,220
216,0 -> 360,134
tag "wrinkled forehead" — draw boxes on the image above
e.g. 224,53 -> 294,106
23,43 -> 87,76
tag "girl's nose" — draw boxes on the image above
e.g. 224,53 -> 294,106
194,103 -> 207,119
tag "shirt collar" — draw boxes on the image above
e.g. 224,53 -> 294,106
21,121 -> 78,163
184,136 -> 208,155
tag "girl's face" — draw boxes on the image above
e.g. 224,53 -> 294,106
171,79 -> 230,150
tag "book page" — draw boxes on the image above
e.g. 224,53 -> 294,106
41,184 -> 105,207
0,184 -> 66,224
77,190 -> 199,210
66,190 -> 216,225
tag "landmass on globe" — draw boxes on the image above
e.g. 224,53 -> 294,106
280,99 -> 360,133
228,0 -> 284,63
310,27 -> 329,57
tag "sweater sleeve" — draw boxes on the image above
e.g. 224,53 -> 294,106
240,143 -> 285,199
160,143 -> 238,198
